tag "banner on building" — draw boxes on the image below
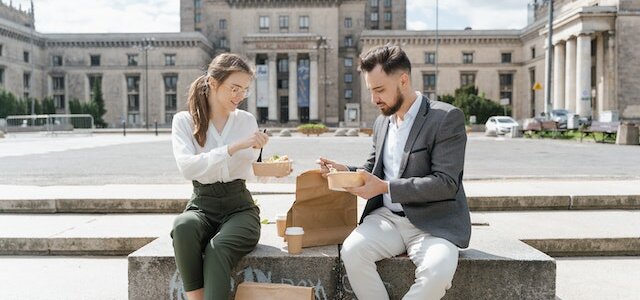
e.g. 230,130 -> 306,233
256,64 -> 269,108
297,59 -> 310,108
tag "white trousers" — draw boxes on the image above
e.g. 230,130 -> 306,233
341,207 -> 459,300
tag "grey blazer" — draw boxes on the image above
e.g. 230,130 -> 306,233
351,95 -> 472,248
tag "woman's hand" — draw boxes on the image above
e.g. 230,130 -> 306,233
317,157 -> 348,177
228,131 -> 269,156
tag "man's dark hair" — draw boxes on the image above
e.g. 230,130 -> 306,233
358,44 -> 411,75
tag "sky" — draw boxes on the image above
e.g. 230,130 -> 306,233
7,0 -> 528,33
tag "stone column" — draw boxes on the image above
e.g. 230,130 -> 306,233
596,32 -> 605,120
309,52 -> 319,121
247,53 -> 257,117
543,41 -> 552,115
605,31 -> 616,112
288,52 -> 298,122
553,41 -> 566,110
576,33 -> 592,117
564,37 -> 577,113
268,52 -> 278,121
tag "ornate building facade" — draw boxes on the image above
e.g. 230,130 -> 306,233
1,0 -> 638,128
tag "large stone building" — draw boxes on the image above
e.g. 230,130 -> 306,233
1,0 -> 639,128
359,0 -> 640,125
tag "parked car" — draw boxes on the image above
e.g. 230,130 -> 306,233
485,116 -> 519,136
550,109 -> 570,129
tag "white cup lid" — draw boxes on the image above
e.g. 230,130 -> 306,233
276,214 -> 287,220
285,227 -> 304,235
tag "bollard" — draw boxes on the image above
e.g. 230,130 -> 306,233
122,121 -> 127,137
155,121 -> 158,136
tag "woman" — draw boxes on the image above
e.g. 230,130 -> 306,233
170,53 -> 268,300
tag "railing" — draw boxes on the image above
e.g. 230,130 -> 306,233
5,114 -> 94,135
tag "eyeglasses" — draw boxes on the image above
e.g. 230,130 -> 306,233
222,83 -> 251,99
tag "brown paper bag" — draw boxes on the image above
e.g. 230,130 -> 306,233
286,169 -> 357,247
235,282 -> 314,300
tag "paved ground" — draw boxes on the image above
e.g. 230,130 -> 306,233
1,132 -> 639,185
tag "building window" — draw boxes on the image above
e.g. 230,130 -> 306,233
128,54 -> 138,66
424,52 -> 435,64
52,76 -> 65,91
0,44 -> 3,56
165,54 -> 176,66
194,0 -> 202,9
0,68 -> 4,85
259,16 -> 270,30
462,52 -> 473,64
127,76 -> 140,111
344,57 -> 353,68
53,95 -> 65,110
277,58 -> 288,73
279,16 -> 289,29
219,19 -> 227,29
52,55 -> 63,66
371,12 -> 379,22
499,73 -> 514,105
277,79 -> 289,89
299,16 -> 309,30
194,13 -> 201,23
460,73 -> 476,87
384,12 -> 392,22
345,36 -> 353,47
384,0 -> 392,7
52,76 -> 65,109
23,51 -> 29,63
370,0 -> 379,8
89,75 -> 102,99
501,52 -> 512,63
164,75 -> 178,123
219,38 -> 228,48
344,17 -> 352,28
90,55 -> 101,66
345,89 -> 353,99
531,46 -> 536,59
344,73 -> 353,83
23,72 -> 30,89
423,73 -> 436,97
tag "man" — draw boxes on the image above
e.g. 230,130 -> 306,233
319,44 -> 471,300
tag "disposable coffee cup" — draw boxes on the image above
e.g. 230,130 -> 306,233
285,227 -> 304,255
276,215 -> 287,237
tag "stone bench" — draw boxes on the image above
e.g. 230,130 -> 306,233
128,225 -> 555,300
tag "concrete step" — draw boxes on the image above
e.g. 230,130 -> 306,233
1,183 -> 638,213
477,210 -> 640,256
128,225 -> 555,300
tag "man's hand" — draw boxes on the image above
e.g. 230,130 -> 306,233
344,169 -> 389,199
317,157 -> 348,177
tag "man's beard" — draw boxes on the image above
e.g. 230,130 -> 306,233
380,88 -> 404,116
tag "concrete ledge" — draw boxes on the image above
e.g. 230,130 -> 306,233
128,226 -> 555,300
571,195 -> 640,209
4,195 -> 639,213
523,238 -> 640,257
468,195 -> 571,211
0,237 -> 155,256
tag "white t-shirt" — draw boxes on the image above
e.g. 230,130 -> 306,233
171,110 -> 259,184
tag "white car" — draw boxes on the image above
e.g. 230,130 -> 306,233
485,116 -> 519,136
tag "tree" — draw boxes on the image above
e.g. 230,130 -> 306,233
438,86 -> 511,124
91,81 -> 107,127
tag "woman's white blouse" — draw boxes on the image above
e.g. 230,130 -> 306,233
171,110 -> 259,184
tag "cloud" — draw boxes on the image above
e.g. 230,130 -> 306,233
10,0 -> 179,33
8,0 -> 527,33
407,0 -> 527,30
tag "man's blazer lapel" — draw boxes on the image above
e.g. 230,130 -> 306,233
398,96 -> 430,177
373,116 -> 389,177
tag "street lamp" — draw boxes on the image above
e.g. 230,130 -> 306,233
134,37 -> 155,129
317,37 -> 331,124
